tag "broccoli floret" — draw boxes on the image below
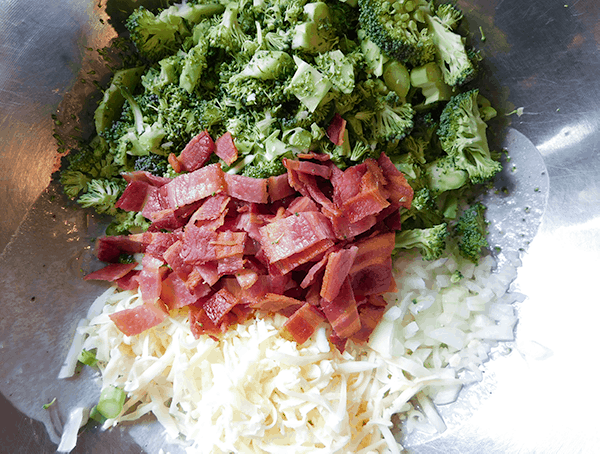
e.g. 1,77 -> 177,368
61,136 -> 122,199
233,50 -> 295,81
77,179 -> 126,215
382,60 -> 411,100
410,61 -> 455,105
373,93 -> 414,143
286,56 -> 333,113
314,50 -> 355,95
453,202 -> 489,263
208,6 -> 253,54
179,38 -> 210,93
125,6 -> 191,61
437,89 -> 502,184
105,210 -> 151,236
241,158 -> 287,178
291,2 -> 338,54
133,153 -> 169,176
425,156 -> 470,194
426,6 -> 476,87
358,0 -> 435,67
394,223 -> 448,261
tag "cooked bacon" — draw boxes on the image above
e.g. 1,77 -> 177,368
191,262 -> 220,287
259,211 -> 334,264
320,246 -> 358,302
177,130 -> 216,172
84,262 -> 138,282
162,164 -> 226,209
234,268 -> 259,289
320,277 -> 361,339
109,302 -> 167,336
250,293 -> 304,312
160,271 -> 209,311
332,163 -> 366,207
224,173 -> 268,204
267,173 -> 296,202
163,240 -> 192,279
341,167 -> 390,224
189,305 -> 221,338
283,158 -> 332,179
115,270 -> 140,291
351,303 -> 386,344
116,180 -> 151,212
202,288 -> 239,324
138,255 -> 167,304
215,132 -> 238,165
297,152 -> 331,162
141,186 -> 170,220
285,196 -> 319,216
378,152 -> 413,209
281,302 -> 325,344
217,254 -> 245,276
180,225 -> 217,264
122,170 -> 171,187
96,235 -> 147,263
326,113 -> 347,147
188,193 -> 230,225
168,153 -> 182,174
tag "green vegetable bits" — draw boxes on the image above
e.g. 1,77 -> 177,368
58,0 -> 501,263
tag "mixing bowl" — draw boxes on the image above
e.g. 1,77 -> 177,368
1,0 -> 599,452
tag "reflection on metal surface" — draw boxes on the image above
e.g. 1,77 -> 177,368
2,0 -> 600,453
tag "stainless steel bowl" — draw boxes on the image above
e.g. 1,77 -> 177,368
1,0 -> 599,452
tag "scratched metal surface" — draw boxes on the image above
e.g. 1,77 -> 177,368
1,0 -> 600,453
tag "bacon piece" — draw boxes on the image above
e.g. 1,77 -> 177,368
109,302 -> 167,336
259,211 -> 335,264
189,305 -> 221,338
180,225 -> 217,264
116,180 -> 151,212
283,158 -> 332,179
162,164 -> 226,209
341,166 -> 390,224
267,173 -> 296,202
141,186 -> 170,220
224,173 -> 268,204
95,235 -> 147,263
285,196 -> 319,216
191,262 -> 220,287
122,170 -> 171,187
212,231 -> 247,260
215,132 -> 238,165
330,212 -> 377,241
160,271 -> 209,311
349,232 -> 395,296
235,268 -> 259,289
250,293 -> 304,312
84,262 -> 138,282
188,193 -> 230,226
320,277 -> 361,339
115,270 -> 140,291
202,288 -> 239,324
177,131 -> 215,172
332,163 -> 366,207
351,303 -> 386,344
378,152 -> 413,209
269,239 -> 335,276
138,255 -> 167,304
281,302 -> 325,345
297,152 -> 331,162
326,113 -> 347,146
168,153 -> 182,174
163,240 -> 192,279
320,246 -> 358,302
144,233 -> 180,260
217,254 -> 245,276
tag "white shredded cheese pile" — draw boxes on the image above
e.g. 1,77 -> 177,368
71,247 -> 521,453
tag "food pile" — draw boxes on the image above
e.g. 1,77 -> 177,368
56,0 -> 513,452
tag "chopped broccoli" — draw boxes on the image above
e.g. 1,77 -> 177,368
437,89 -> 502,184
410,61 -> 455,105
241,158 -> 287,178
125,6 -> 191,61
105,210 -> 151,236
373,93 -> 414,143
394,223 -> 449,261
60,170 -> 92,199
358,0 -> 435,67
286,56 -> 333,113
77,179 -> 126,215
453,202 -> 490,263
133,153 -> 169,175
291,2 -> 338,54
208,6 -> 253,53
425,5 -> 476,87
179,38 -> 210,93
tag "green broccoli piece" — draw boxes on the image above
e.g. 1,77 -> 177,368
60,136 -> 122,198
241,159 -> 287,178
358,0 -> 435,67
105,210 -> 151,236
77,179 -> 126,215
410,61 -> 455,105
454,202 -> 489,264
437,89 -> 502,184
314,50 -> 355,95
394,223 -> 449,261
179,38 -> 210,93
286,56 -> 333,113
208,6 -> 252,53
373,93 -> 415,143
141,55 -> 182,95
133,153 -> 169,176
94,66 -> 145,135
382,60 -> 411,100
233,50 -> 295,81
291,2 -> 338,54
425,5 -> 477,87
425,156 -> 470,194
125,6 -> 191,61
